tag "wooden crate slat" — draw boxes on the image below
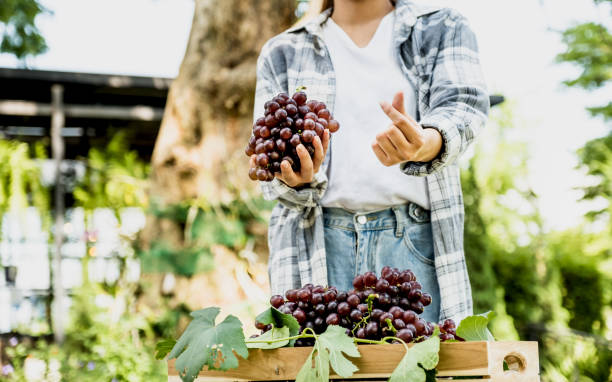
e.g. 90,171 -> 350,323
167,341 -> 539,382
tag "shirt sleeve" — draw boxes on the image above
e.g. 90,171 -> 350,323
254,43 -> 328,208
401,12 -> 490,176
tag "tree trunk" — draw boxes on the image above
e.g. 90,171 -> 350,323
140,0 -> 296,317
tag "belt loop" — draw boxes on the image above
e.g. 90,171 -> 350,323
392,206 -> 403,238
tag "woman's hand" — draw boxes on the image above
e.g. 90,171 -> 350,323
372,91 -> 443,166
250,129 -> 330,188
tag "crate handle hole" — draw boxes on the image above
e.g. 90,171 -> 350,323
503,352 -> 526,373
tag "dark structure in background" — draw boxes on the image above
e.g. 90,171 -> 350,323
0,67 -> 503,342
0,68 -> 171,161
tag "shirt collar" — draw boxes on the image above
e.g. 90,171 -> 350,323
288,0 -> 442,41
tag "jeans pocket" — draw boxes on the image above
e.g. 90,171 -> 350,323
402,223 -> 435,266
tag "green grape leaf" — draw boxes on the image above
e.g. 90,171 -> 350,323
255,307 -> 300,346
155,339 -> 177,360
168,307 -> 248,382
388,327 -> 441,382
296,340 -> 330,382
296,325 -> 360,381
317,325 -> 360,377
246,326 -> 290,349
456,311 -> 496,341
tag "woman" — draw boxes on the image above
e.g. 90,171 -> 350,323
253,0 -> 489,323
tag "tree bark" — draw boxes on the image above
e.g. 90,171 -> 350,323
140,0 -> 296,315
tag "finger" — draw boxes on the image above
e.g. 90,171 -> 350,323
321,129 -> 330,153
296,144 -> 313,181
391,91 -> 405,115
249,154 -> 257,168
386,126 -> 413,157
376,132 -> 400,163
371,142 -> 392,166
279,160 -> 299,186
379,101 -> 422,143
312,136 -> 324,173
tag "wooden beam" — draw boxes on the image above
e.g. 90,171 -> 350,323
0,100 -> 164,121
50,84 -> 66,344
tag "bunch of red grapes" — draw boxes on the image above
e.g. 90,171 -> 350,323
256,267 -> 464,346
245,90 -> 340,182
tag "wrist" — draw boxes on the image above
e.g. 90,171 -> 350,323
416,128 -> 443,162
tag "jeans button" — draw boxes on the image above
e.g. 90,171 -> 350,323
357,215 -> 367,224
414,207 -> 421,217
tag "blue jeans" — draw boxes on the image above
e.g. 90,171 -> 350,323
323,203 -> 441,322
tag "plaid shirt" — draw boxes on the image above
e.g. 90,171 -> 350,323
254,0 -> 489,322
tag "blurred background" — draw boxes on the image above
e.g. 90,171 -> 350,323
0,0 -> 610,381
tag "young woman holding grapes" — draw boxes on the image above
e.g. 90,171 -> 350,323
252,0 -> 489,323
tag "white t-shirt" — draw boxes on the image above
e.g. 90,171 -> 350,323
320,11 -> 430,212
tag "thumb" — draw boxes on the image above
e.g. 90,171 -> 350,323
391,91 -> 406,115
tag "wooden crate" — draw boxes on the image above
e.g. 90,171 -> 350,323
168,341 -> 539,382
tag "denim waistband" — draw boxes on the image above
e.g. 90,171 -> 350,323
322,203 -> 430,235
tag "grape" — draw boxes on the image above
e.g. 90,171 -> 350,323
363,271 -> 377,288
323,290 -> 336,303
317,118 -> 328,129
311,293 -> 323,305
414,319 -> 426,335
350,309 -> 363,322
400,282 -> 412,295
245,145 -> 255,156
404,324 -> 417,337
314,317 -> 324,328
326,300 -> 338,313
408,288 -> 422,302
302,130 -> 316,143
317,109 -> 331,119
379,312 -> 393,326
285,117 -> 294,127
255,321 -> 267,330
356,328 -> 366,339
270,295 -> 284,308
326,313 -> 340,326
279,306 -> 291,315
357,304 -> 369,314
298,105 -> 310,115
396,328 -> 414,343
280,127 -> 292,140
298,301 -> 311,311
375,278 -> 390,293
293,309 -> 306,324
256,169 -> 267,181
274,108 -> 288,121
314,102 -> 326,113
393,318 -> 406,330
328,119 -> 340,132
268,101 -> 280,113
285,104 -> 298,116
376,293 -> 391,307
365,322 -> 379,337
276,140 -> 286,152
295,118 -> 304,130
264,140 -> 275,152
315,304 -> 326,316
410,301 -> 424,314
306,100 -> 318,111
307,310 -> 316,320
389,306 -> 404,320
256,117 -> 266,126
420,293 -> 432,307
371,309 -> 383,322
269,151 -> 280,161
337,302 -> 351,316
312,285 -> 325,294
399,298 -> 411,310
285,289 -> 298,302
290,134 -> 301,147
443,319 -> 456,330
248,167 -> 258,180
440,333 -> 454,341
292,91 -> 307,105
402,310 -> 418,324
336,292 -> 348,302
304,112 -> 318,121
347,294 -> 360,308
352,275 -> 364,290
314,123 -> 325,136
388,285 -> 400,297
264,115 -> 276,127
297,288 -> 312,302
255,143 -> 265,154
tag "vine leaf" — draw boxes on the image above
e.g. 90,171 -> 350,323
246,326 -> 290,349
296,325 -> 360,381
456,311 -> 495,341
155,339 -> 177,360
255,307 -> 300,346
388,327 -> 441,382
168,307 -> 248,382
